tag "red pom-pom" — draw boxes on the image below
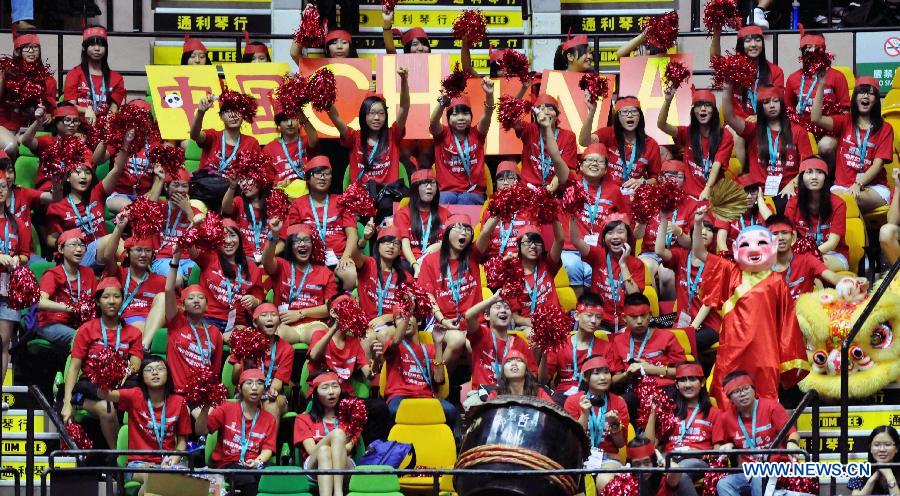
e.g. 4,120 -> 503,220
792,235 -> 823,262
83,347 -> 129,391
63,421 -> 94,450
266,188 -> 291,222
497,50 -> 530,82
126,197 -> 166,239
306,68 -> 337,113
778,476 -> 818,494
332,296 -> 368,339
645,11 -> 679,50
382,0 -> 399,14
0,56 -> 53,110
294,5 -> 327,48
561,181 -> 590,215
664,60 -> 692,93
635,375 -> 678,440
395,281 -> 433,319
103,102 -> 154,155
703,0 -> 741,33
42,135 -> 89,181
631,183 -> 658,224
578,73 -> 611,105
229,326 -> 271,362
218,88 -> 258,123
338,397 -> 368,440
308,230 -> 327,266
178,212 -> 227,253
497,96 -> 531,130
338,182 -> 376,218
800,48 -> 834,76
147,143 -> 185,180
275,73 -> 308,118
527,186 -> 560,225
452,10 -> 487,44
72,298 -> 96,326
440,63 -> 471,101
183,366 -> 228,409
7,265 -> 39,310
487,181 -> 528,220
788,98 -> 842,138
484,255 -> 525,300
531,305 -> 573,352
702,457 -> 730,496
225,148 -> 274,186
600,474 -> 638,496
710,53 -> 757,89
657,179 -> 686,213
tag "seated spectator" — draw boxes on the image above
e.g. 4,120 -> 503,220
221,176 -> 280,264
625,435 -> 683,496
0,28 -> 56,159
476,161 -> 535,261
394,169 -> 448,275
229,304 -> 294,418
242,32 -> 271,63
65,26 -> 125,124
0,174 -> 31,391
262,105 -> 318,192
486,350 -> 552,401
510,95 -> 576,191
306,294 -> 374,396
766,214 -> 841,300
181,34 -> 209,65
714,175 -> 773,253
20,104 -> 89,193
190,93 -> 259,179
146,167 -> 204,284
849,425 -> 900,495
0,151 -> 62,231
352,224 -> 410,338
508,223 -> 564,326
197,369 -> 277,496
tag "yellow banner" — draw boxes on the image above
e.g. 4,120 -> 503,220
1,440 -> 51,456
221,63 -> 292,144
796,409 -> 900,431
1,414 -> 44,433
147,65 -> 223,141
361,9 -> 524,30
0,457 -> 75,482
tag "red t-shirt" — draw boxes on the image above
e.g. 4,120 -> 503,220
207,401 -> 278,467
286,193 -> 355,260
739,120 -> 812,190
713,398 -> 795,462
227,335 -> 294,386
640,198 -> 698,254
510,258 -> 562,317
394,205 -> 450,260
584,246 -> 646,328
262,136 -> 311,184
109,143 -> 156,196
517,123 -> 578,187
357,257 -> 407,321
779,252 -> 828,300
417,249 -> 483,323
607,328 -> 685,387
729,61 -> 785,119
229,197 -> 274,262
195,252 -> 264,325
477,208 -> 537,260
468,325 -> 535,389
433,125 -> 487,194
563,391 -> 629,454
383,338 -> 437,401
46,188 -> 110,240
154,201 -> 200,259
293,413 -> 359,461
70,318 -> 143,363
307,329 -> 369,394
663,406 -> 722,452
563,177 -> 631,252
268,259 -> 336,319
34,134 -> 92,192
785,68 -> 849,117
341,123 -> 403,185
63,65 -> 126,113
544,334 -> 610,394
665,247 -> 722,331
165,314 -> 224,393
9,186 -> 42,229
784,193 -> 848,260
0,74 -> 56,131
593,127 -> 662,186
113,267 -> 166,320
674,126 -> 735,198
200,129 -> 260,176
831,115 -> 894,188
38,265 -> 98,327
0,214 -> 32,264
117,388 -> 192,463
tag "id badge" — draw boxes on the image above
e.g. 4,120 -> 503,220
677,312 -> 693,329
584,233 -> 600,247
226,307 -> 237,333
857,173 -> 866,183
564,385 -> 580,396
0,272 -> 10,297
764,174 -> 782,196
325,249 -> 339,266
620,187 -> 635,196
253,254 -> 262,264
277,303 -> 288,314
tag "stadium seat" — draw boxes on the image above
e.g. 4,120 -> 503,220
836,193 -> 867,273
204,430 -> 219,466
483,163 -> 493,197
388,398 -> 456,493
669,328 -> 696,363
222,361 -> 236,397
95,161 -> 110,181
614,423 -> 636,464
557,287 -> 577,312
257,466 -> 313,496
726,157 -> 742,179
348,465 -> 404,496
149,328 -> 168,359
185,140 -> 202,161
378,331 -> 449,400
833,66 -> 856,96
116,426 -> 143,496
15,156 -> 38,188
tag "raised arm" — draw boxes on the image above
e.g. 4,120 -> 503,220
537,111 -> 571,186
710,29 -> 722,59
102,214 -> 127,274
396,67 -> 411,133
476,77 -> 495,136
465,292 -> 501,333
190,95 -> 213,147
382,11 -> 397,55
164,249 -> 182,322
299,109 -> 319,150
19,107 -> 45,151
549,220 -> 564,264
326,104 -> 351,140
261,217 -> 282,276
691,206 -> 709,262
809,68 -> 834,132
101,133 -> 131,194
617,30 -> 647,58
461,40 -> 475,75
569,216 -> 591,256
578,95 -> 600,147
721,83 -> 745,134
475,216 -> 499,254
657,89 -> 679,138
429,98 -> 445,138
655,213 -> 673,263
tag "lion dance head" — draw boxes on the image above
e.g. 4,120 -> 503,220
796,277 -> 900,400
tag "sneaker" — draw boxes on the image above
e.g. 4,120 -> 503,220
752,7 -> 770,28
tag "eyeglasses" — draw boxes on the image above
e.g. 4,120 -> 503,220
310,170 -> 332,179
292,237 -> 312,246
520,239 -> 544,247
730,385 -> 754,396
63,242 -> 86,249
662,172 -> 685,180
380,240 -> 401,246
618,109 -> 640,117
130,247 -> 153,254
61,118 -> 80,125
20,44 -> 39,52
143,366 -> 166,374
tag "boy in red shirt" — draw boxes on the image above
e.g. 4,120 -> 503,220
766,214 -> 841,301
229,304 -> 294,418
190,90 -> 260,179
307,294 -> 374,395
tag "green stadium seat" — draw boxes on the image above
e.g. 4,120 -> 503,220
185,160 -> 200,173
149,328 -> 168,359
348,465 -> 403,496
185,140 -> 202,161
116,426 -> 143,496
15,156 -> 38,188
95,161 -> 110,181
257,466 -> 312,496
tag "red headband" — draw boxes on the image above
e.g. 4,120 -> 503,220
723,375 -> 754,397
627,443 -> 657,461
856,76 -> 879,90
738,25 -> 763,38
692,89 -> 716,105
581,355 -> 609,373
243,31 -> 269,56
239,368 -> 265,384
675,363 -> 704,379
623,304 -> 652,317
183,34 -> 207,53
83,26 -> 107,40
798,24 -> 826,48
253,302 -> 278,320
561,34 -> 589,52
767,222 -> 793,234
402,27 -> 429,45
614,97 -> 641,112
53,106 -> 80,119
799,157 -> 828,174
181,284 -> 207,303
13,32 -> 39,49
757,86 -> 783,102
576,304 -> 604,314
325,30 -> 352,44
309,372 -> 341,397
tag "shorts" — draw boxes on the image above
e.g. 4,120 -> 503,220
123,315 -> 146,326
824,251 -> 850,271
832,184 -> 891,205
561,250 -> 592,287
73,374 -> 139,402
583,448 -> 622,471
106,193 -> 137,209
0,298 -> 20,322
80,238 -> 102,269
125,460 -> 187,481
151,258 -> 197,281
303,453 -> 355,480
638,252 -> 662,264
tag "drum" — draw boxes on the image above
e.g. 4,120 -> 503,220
454,395 -> 589,496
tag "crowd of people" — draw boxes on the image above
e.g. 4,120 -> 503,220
0,4 -> 897,495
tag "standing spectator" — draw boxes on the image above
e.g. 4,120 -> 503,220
64,25 -> 125,125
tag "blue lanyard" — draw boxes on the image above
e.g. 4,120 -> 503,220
263,341 -> 277,389
217,133 -> 241,174
246,204 -> 264,252
64,265 -> 82,303
164,202 -> 184,237
67,194 -> 97,236
288,263 -> 311,303
588,397 -> 608,448
490,332 -> 513,381
583,180 -> 605,226
571,334 -> 594,388
100,319 -> 122,351
223,265 -> 244,304
375,269 -> 394,316
0,218 -> 10,255
309,195 -> 329,242
239,403 -> 261,462
664,210 -> 679,247
855,126 -> 871,167
280,139 -> 304,180
146,398 -> 168,450
322,418 -> 338,435
605,253 -> 622,308
538,128 -> 559,184
189,321 -> 213,366
702,157 -> 712,181
686,252 -> 705,303
87,73 -> 107,111
401,341 -> 432,389
118,269 -> 147,316
445,266 -> 463,309
766,128 -> 781,171
736,400 -> 759,449
361,137 -> 383,180
452,133 -> 473,179
498,214 -> 517,254
419,211 -> 433,250
524,268 -> 546,314
796,74 -> 818,114
628,329 -> 652,362
621,141 -> 638,182
676,404 -> 701,447
815,222 -> 830,246
746,66 -> 760,109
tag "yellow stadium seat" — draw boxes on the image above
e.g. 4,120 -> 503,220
833,66 -> 855,96
592,330 -> 611,342
389,398 -> 456,493
398,197 -> 409,209
554,267 -> 571,288
508,329 -> 529,344
378,332 -> 449,400
669,328 -> 696,363
864,206 -> 889,232
585,475 -> 597,496
846,217 -> 866,274
614,423 -> 637,464
484,163 -> 493,197
479,265 -> 487,287
808,132 -> 818,155
836,193 -> 861,218
727,157 -> 742,179
557,287 -> 577,312
642,264 -> 660,316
